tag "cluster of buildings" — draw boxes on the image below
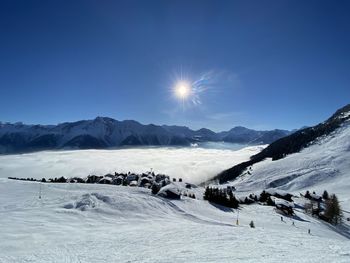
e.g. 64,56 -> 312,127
55,171 -> 171,189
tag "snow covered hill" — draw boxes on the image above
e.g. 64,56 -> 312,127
1,180 -> 349,262
0,117 -> 290,154
229,122 -> 350,211
215,104 -> 350,184
212,104 -> 350,214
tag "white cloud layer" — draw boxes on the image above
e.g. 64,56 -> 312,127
0,146 -> 264,184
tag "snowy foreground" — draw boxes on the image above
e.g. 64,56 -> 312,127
1,180 -> 350,263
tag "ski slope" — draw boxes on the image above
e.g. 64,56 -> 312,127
231,123 -> 350,211
0,179 -> 349,262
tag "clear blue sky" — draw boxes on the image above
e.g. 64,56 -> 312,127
0,0 -> 349,131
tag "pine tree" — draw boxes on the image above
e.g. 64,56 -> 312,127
228,191 -> 239,208
151,183 -> 160,195
259,190 -> 268,202
322,190 -> 329,200
324,194 -> 342,225
204,186 -> 210,200
305,190 -> 311,199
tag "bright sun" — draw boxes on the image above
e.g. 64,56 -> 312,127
174,81 -> 191,100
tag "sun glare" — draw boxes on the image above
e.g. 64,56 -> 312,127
174,81 -> 191,100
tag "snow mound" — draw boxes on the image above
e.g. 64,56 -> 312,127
64,193 -> 114,211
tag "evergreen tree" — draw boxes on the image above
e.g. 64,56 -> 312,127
259,190 -> 269,202
204,186 -> 210,200
305,190 -> 311,199
324,194 -> 342,225
151,183 -> 160,195
322,190 -> 329,200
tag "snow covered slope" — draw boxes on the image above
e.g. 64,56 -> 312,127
1,180 -> 349,262
215,104 -> 350,184
232,122 -> 350,211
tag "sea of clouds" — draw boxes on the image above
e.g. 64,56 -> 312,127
0,146 -> 265,184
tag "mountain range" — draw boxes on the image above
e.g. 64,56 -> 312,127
0,117 -> 290,154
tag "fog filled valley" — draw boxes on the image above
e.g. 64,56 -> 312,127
0,144 -> 262,184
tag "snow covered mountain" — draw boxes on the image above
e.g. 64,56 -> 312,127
218,126 -> 290,144
0,117 -> 290,154
214,104 -> 350,205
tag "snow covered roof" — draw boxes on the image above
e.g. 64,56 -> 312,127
141,177 -> 151,182
265,189 -> 292,197
157,184 -> 181,199
129,180 -> 138,186
310,193 -> 321,200
98,177 -> 112,182
272,197 -> 294,208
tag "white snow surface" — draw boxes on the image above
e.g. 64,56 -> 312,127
233,123 -> 350,211
0,145 -> 264,184
0,180 -> 349,263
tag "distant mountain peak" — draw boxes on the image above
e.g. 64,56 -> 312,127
0,117 -> 291,154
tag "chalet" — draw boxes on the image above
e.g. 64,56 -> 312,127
129,180 -> 138,187
56,176 -> 67,183
126,174 -> 139,184
113,176 -> 124,185
155,174 -> 169,183
157,184 -> 181,199
310,193 -> 322,202
140,177 -> 151,187
69,177 -> 85,183
104,173 -> 115,179
264,189 -> 293,202
85,175 -> 102,184
98,177 -> 112,184
272,197 -> 294,216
